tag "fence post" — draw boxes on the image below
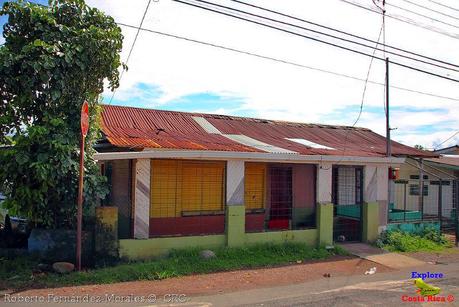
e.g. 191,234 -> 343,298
438,180 -> 443,230
456,180 -> 459,247
403,182 -> 407,222
419,159 -> 424,221
456,209 -> 458,247
421,180 -> 424,221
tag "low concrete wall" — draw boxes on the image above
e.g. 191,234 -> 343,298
120,229 -> 319,261
119,204 -> 329,261
119,235 -> 226,260
245,229 -> 317,245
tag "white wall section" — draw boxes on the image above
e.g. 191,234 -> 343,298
134,159 -> 150,239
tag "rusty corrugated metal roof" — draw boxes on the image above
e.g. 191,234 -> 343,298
100,105 -> 436,157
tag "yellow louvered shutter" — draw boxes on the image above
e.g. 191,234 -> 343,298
181,161 -> 225,213
150,159 -> 179,218
151,160 -> 225,217
181,162 -> 202,212
245,163 -> 266,210
201,162 -> 225,211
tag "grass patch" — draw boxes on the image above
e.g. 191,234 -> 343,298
376,228 -> 453,253
0,242 -> 347,291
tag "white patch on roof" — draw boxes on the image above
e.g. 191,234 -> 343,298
192,116 -> 222,134
286,138 -> 335,150
225,134 -> 297,154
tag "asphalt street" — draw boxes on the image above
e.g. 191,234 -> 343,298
1,262 -> 458,307
191,262 -> 459,307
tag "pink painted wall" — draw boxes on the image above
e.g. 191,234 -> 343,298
265,163 -> 316,209
292,164 -> 316,209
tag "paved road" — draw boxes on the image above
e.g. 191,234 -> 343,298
190,262 -> 459,307
2,262 -> 458,307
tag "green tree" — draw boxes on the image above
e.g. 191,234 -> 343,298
0,0 -> 124,228
414,145 -> 426,150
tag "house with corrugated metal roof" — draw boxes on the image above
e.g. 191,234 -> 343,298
388,154 -> 458,238
94,104 -> 437,260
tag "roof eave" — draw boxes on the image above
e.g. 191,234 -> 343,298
94,149 -> 405,165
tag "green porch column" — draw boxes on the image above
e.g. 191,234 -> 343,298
317,203 -> 333,246
362,202 -> 379,242
226,160 -> 246,247
226,205 -> 245,247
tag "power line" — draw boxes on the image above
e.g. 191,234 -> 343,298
224,0 -> 459,73
386,1 -> 459,30
435,130 -> 459,149
426,0 -> 459,13
320,22 -> 385,168
117,22 -> 459,102
354,23 -> 384,127
230,0 -> 459,70
334,11 -> 385,164
173,0 -> 459,83
337,0 -> 459,39
108,0 -> 153,105
377,0 -> 388,115
399,0 -> 459,21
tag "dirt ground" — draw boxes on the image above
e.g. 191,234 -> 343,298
14,256 -> 393,298
406,247 -> 459,264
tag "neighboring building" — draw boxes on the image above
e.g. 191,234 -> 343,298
391,154 -> 458,234
434,145 -> 459,155
95,105 -> 433,260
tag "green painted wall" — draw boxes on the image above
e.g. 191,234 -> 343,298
362,202 -> 379,242
119,235 -> 226,260
119,204 -> 332,260
226,205 -> 245,247
317,203 -> 333,246
245,229 -> 317,245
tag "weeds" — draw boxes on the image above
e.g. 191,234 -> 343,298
376,228 -> 452,252
0,242 -> 345,290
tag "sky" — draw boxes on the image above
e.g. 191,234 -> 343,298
1,0 -> 458,149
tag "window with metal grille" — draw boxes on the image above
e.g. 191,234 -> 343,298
150,159 -> 225,218
430,180 -> 451,186
409,184 -> 428,196
270,166 -> 293,221
333,167 -> 362,205
410,175 -> 429,180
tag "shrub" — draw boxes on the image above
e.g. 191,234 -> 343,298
377,229 -> 452,252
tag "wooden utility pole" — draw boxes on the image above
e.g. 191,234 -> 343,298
77,101 -> 89,271
385,57 -> 391,157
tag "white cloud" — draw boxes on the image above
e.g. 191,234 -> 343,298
88,0 -> 459,148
